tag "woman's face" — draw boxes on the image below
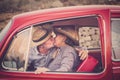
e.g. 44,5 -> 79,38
54,34 -> 66,47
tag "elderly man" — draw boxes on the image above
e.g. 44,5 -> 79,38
27,27 -> 55,71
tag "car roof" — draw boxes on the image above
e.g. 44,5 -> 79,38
14,5 -> 120,19
11,5 -> 120,29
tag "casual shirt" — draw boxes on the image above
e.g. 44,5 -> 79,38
47,45 -> 78,72
28,46 -> 54,69
28,45 -> 78,72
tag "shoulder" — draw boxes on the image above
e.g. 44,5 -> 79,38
60,45 -> 77,58
29,46 -> 39,55
62,45 -> 75,51
60,45 -> 76,55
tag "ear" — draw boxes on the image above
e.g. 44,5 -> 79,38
62,35 -> 67,42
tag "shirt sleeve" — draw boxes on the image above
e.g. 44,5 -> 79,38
28,47 -> 37,65
55,47 -> 76,71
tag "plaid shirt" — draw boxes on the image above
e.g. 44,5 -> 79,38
48,45 -> 78,72
28,46 -> 54,69
28,45 -> 78,72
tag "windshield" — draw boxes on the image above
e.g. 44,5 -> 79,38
0,20 -> 12,42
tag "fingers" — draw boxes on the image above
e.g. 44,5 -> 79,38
35,67 -> 42,74
35,70 -> 41,74
35,67 -> 50,74
79,50 -> 88,60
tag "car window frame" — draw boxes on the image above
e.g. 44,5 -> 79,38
25,15 -> 103,74
1,26 -> 33,72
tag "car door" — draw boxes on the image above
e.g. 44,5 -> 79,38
0,8 -> 111,80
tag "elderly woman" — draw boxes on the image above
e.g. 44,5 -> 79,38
48,27 -> 79,72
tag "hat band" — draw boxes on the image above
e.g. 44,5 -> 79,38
33,31 -> 49,42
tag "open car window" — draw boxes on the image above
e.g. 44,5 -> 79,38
2,27 -> 32,71
2,16 -> 103,73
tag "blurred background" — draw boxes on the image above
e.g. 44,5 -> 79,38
0,0 -> 120,32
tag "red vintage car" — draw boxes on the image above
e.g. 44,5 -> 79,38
0,5 -> 120,80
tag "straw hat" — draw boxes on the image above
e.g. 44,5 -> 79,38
54,27 -> 79,44
31,28 -> 52,47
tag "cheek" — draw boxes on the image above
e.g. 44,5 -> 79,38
47,40 -> 54,46
54,37 -> 58,44
54,37 -> 62,45
44,40 -> 54,47
45,43 -> 53,49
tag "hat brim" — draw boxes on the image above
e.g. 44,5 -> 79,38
55,28 -> 79,44
31,31 -> 52,47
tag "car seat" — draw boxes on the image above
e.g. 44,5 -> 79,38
77,55 -> 98,72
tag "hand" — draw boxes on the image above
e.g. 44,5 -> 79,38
35,67 -> 50,74
75,47 -> 88,60
78,49 -> 88,60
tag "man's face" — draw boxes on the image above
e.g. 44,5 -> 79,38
43,36 -> 54,49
